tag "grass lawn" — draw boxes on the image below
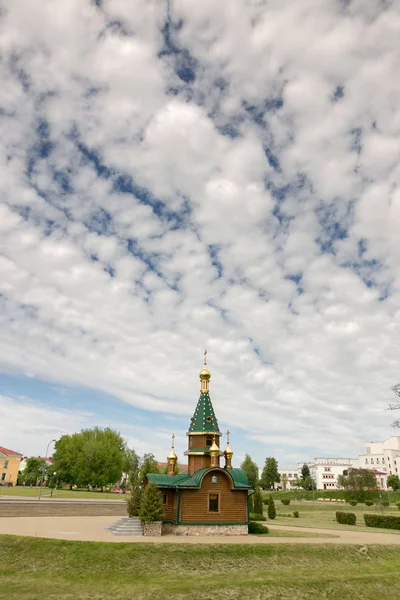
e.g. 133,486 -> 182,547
0,487 -> 122,500
262,528 -> 338,538
1,535 -> 400,599
271,500 -> 400,534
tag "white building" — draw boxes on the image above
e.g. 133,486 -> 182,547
273,436 -> 400,491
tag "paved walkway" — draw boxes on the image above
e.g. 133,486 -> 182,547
1,516 -> 400,545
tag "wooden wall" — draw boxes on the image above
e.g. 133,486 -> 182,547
162,489 -> 176,521
180,470 -> 247,523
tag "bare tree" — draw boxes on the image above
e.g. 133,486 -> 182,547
389,385 -> 400,428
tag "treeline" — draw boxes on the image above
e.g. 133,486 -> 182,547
240,454 -> 316,491
20,427 -> 169,490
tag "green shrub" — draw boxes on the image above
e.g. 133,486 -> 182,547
139,484 -> 164,523
348,500 -> 357,506
281,499 -> 291,505
126,485 -> 142,517
250,513 -> 266,521
253,490 -> 264,515
336,511 -> 356,525
365,501 -> 373,506
293,511 -> 299,518
277,513 -> 292,517
248,521 -> 269,534
267,495 -> 276,520
364,514 -> 400,530
396,503 -> 400,511
381,500 -> 390,507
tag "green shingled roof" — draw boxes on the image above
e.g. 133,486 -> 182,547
188,391 -> 220,434
146,467 -> 252,490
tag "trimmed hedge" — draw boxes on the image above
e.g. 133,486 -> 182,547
293,511 -> 299,518
348,500 -> 358,506
250,513 -> 266,521
248,521 -> 269,534
281,499 -> 291,505
336,511 -> 356,525
364,514 -> 400,530
365,501 -> 373,506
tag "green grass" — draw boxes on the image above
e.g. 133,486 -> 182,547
270,500 -> 400,534
1,535 -> 400,599
265,528 -> 338,538
0,487 -> 122,500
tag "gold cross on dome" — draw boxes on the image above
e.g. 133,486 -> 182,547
227,429 -> 230,444
204,349 -> 207,365
172,433 -> 175,449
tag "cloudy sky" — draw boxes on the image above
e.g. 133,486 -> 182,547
1,0 -> 400,469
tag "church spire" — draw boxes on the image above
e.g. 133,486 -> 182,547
188,351 -> 220,435
199,348 -> 211,393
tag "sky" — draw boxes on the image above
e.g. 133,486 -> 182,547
1,0 -> 400,469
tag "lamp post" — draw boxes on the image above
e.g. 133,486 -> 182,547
38,439 -> 56,500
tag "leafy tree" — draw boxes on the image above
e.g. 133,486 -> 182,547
139,484 -> 164,522
260,457 -> 280,490
297,475 -> 315,491
301,464 -> 310,480
267,494 -> 276,520
337,468 -> 378,501
127,485 -> 143,517
139,454 -> 160,483
240,454 -> 259,488
22,458 -> 47,486
253,490 -> 264,515
387,474 -> 400,491
123,448 -> 140,486
53,427 -> 130,489
281,473 -> 288,491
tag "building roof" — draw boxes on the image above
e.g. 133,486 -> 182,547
0,446 -> 23,457
157,462 -> 188,471
188,391 -> 220,434
147,467 -> 252,490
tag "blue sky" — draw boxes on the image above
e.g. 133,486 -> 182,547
1,0 -> 400,468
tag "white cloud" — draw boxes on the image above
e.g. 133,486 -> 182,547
1,0 -> 400,466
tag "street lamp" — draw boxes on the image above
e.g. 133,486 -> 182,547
38,439 -> 56,500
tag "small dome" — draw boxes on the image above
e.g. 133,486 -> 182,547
199,366 -> 211,380
168,448 -> 177,461
210,439 -> 219,455
225,444 -> 233,457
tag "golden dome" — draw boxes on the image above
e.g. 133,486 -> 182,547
224,444 -> 233,458
200,366 -> 211,379
168,448 -> 177,462
210,439 -> 219,456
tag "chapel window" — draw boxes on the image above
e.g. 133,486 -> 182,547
209,494 -> 219,512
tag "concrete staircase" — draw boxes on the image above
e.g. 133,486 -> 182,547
105,517 -> 143,536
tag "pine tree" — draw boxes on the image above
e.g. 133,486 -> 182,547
260,457 -> 280,490
267,494 -> 276,520
240,454 -> 259,488
139,484 -> 164,523
253,490 -> 264,515
126,485 -> 143,517
301,463 -> 310,480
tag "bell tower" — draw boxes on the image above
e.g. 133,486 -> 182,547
184,351 -> 222,475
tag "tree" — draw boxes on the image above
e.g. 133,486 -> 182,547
253,490 -> 264,515
53,427 -> 131,489
387,474 -> 400,491
301,464 -> 310,480
22,458 -> 47,486
127,485 -> 143,517
297,475 -> 315,491
139,454 -> 160,483
240,454 -> 259,489
139,484 -> 164,522
267,494 -> 276,520
337,468 -> 378,501
260,457 -> 280,490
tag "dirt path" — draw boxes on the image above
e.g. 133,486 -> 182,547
1,516 -> 400,545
